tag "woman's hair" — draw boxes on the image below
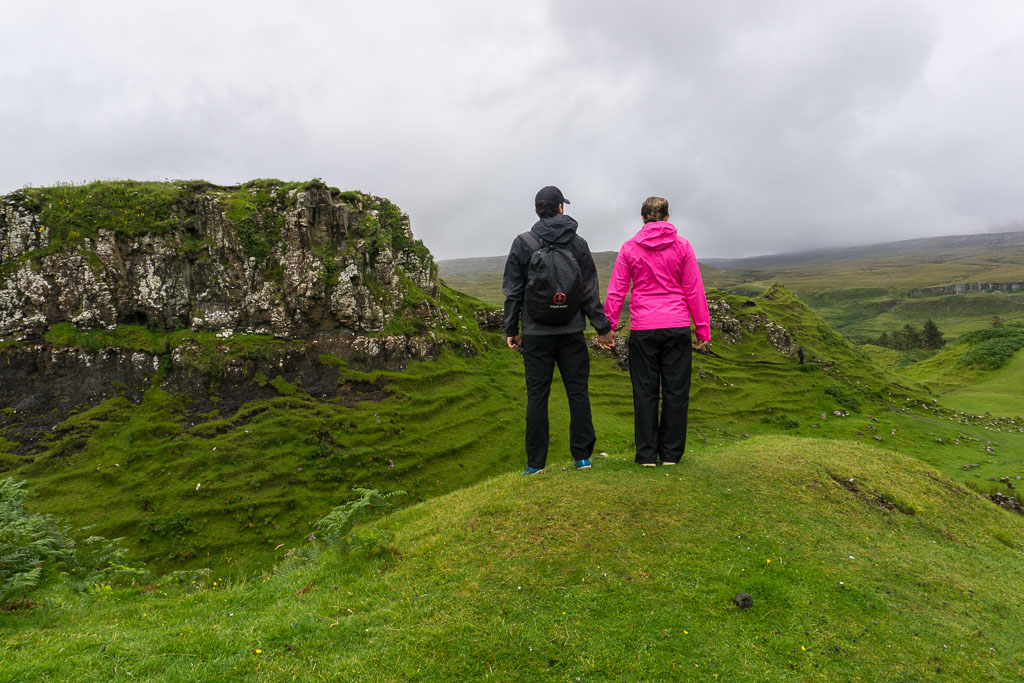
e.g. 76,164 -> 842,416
641,196 -> 669,223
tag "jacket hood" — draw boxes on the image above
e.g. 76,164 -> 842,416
634,221 -> 678,251
531,215 -> 579,244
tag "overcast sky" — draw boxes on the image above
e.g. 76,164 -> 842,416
2,1 -> 1023,260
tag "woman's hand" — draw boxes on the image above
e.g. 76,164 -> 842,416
695,339 -> 709,351
596,331 -> 616,349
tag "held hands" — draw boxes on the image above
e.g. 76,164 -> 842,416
595,330 -> 616,350
506,334 -> 522,353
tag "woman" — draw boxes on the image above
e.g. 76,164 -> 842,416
603,197 -> 710,466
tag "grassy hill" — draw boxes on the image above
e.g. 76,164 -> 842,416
700,230 -> 1024,273
938,350 -> 1024,417
894,325 -> 1024,417
6,184 -> 1024,680
5,281 -> 1024,679
1,344 -> 524,574
4,284 -> 1023,578
439,231 -> 1024,340
3,437 -> 1023,680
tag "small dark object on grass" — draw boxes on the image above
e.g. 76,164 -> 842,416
733,593 -> 753,608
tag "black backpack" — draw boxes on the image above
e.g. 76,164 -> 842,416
519,231 -> 584,326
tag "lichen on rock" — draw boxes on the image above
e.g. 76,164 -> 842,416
0,179 -> 448,341
707,291 -> 796,356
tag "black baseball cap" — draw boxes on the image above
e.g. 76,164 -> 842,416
535,186 -> 570,205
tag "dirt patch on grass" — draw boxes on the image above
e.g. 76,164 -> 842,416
0,598 -> 40,611
924,471 -> 968,497
827,472 -> 913,514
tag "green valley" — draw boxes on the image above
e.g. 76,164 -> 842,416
3,185 -> 1024,680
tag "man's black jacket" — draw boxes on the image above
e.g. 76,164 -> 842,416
502,215 -> 612,337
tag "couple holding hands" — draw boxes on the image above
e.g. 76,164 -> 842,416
503,186 -> 711,474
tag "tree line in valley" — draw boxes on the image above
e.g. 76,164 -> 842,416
870,319 -> 945,351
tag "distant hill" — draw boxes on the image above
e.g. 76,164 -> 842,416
701,230 -> 1024,271
439,230 -> 1024,339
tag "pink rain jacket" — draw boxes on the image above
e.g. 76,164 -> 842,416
604,221 -> 711,340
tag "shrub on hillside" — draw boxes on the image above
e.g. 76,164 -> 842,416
824,384 -> 861,412
955,326 -> 1024,370
760,409 -> 799,429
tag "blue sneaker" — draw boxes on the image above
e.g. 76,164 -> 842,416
522,466 -> 545,475
574,459 -> 592,470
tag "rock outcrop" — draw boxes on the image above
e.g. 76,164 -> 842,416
912,282 -> 1024,297
0,180 -> 445,341
0,180 -> 499,451
708,295 -> 796,355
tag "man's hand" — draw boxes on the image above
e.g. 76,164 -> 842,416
596,330 -> 615,349
507,335 -> 522,352
695,338 -> 710,351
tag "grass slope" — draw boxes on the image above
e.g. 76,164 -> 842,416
5,285 -> 1024,577
930,350 -> 1024,418
3,437 -> 1023,680
2,348 -> 526,575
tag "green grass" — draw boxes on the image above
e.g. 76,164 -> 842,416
3,437 -> 1023,680
23,181 -> 184,242
13,179 -> 343,247
7,284 -> 1024,578
940,350 -> 1024,418
860,344 -> 903,368
5,349 -> 524,575
4,283 -> 1024,678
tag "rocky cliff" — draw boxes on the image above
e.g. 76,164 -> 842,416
0,180 -> 498,452
0,179 -> 446,341
910,282 -> 1024,297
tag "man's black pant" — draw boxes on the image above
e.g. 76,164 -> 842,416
628,327 -> 693,464
522,332 -> 595,469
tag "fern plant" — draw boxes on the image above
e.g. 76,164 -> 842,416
1,478 -> 76,606
314,488 -> 407,551
1,478 -> 148,607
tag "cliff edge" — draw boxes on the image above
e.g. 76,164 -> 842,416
0,179 -> 446,340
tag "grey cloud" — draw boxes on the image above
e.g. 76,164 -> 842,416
1,1 -> 1022,261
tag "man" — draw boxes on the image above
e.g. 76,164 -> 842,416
503,186 -> 615,475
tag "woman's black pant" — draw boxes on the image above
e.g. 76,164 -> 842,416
628,327 -> 693,464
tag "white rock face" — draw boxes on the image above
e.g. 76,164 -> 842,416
0,185 -> 443,340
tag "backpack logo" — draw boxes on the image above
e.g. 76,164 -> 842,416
553,292 -> 567,305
